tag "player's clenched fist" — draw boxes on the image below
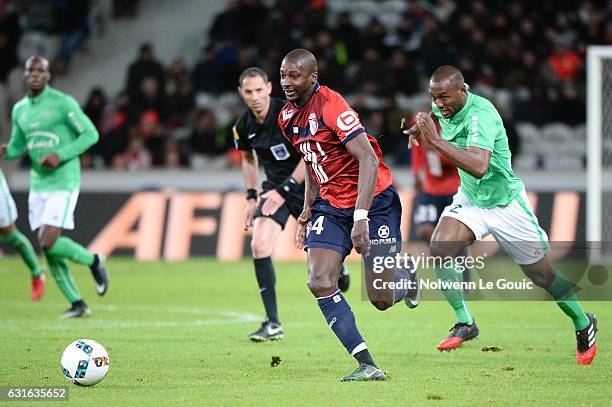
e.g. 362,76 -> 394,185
351,219 -> 370,257
415,112 -> 439,144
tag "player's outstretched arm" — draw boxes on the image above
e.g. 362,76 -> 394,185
415,112 -> 491,178
241,149 -> 259,229
345,133 -> 378,257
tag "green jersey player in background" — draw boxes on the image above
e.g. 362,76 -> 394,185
405,65 -> 597,365
0,168 -> 46,300
0,56 -> 109,319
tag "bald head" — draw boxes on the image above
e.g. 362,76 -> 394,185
283,48 -> 318,74
430,65 -> 464,87
428,65 -> 468,119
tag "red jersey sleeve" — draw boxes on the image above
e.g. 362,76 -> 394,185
320,91 -> 365,144
411,143 -> 424,176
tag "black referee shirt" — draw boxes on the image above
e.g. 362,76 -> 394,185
233,98 -> 303,190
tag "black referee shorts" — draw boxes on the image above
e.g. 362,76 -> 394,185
254,192 -> 304,229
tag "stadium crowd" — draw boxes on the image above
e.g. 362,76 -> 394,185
2,0 -> 612,170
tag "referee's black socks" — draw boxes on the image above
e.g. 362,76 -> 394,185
253,257 -> 279,324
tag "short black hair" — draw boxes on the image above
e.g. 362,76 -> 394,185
238,67 -> 269,87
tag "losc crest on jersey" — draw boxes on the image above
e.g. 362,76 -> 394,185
336,111 -> 360,132
308,113 -> 318,135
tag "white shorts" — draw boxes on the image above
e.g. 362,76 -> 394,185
0,176 -> 17,228
440,188 -> 549,265
28,190 -> 79,231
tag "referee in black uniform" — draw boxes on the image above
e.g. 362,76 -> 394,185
234,67 -> 349,342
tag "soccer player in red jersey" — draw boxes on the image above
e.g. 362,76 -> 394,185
278,49 -> 420,381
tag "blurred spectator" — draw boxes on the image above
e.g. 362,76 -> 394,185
126,43 -> 165,98
353,47 -> 390,95
132,76 -> 166,120
333,12 -> 361,62
166,81 -> 195,128
166,58 -> 189,95
389,48 -> 419,96
139,109 -> 166,166
547,40 -> 583,81
192,45 -> 223,94
189,108 -> 228,168
83,87 -> 107,131
552,85 -> 585,125
54,0 -> 91,75
96,91 -> 130,166
164,138 -> 188,168
113,0 -> 139,18
209,0 -> 242,43
120,128 -> 152,171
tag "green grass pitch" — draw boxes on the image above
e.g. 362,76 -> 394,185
1,258 -> 610,406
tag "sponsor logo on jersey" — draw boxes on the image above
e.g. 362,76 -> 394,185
26,131 -> 60,150
378,225 -> 389,238
336,110 -> 361,132
370,237 -> 397,246
470,115 -> 479,142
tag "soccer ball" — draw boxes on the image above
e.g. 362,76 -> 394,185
60,339 -> 110,386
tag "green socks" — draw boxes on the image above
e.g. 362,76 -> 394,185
547,271 -> 590,330
45,253 -> 82,302
435,266 -> 474,325
43,237 -> 94,304
45,237 -> 95,266
0,229 -> 42,277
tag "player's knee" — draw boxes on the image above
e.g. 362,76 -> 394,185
250,237 -> 272,258
38,236 -> 52,251
370,299 -> 393,311
307,276 -> 337,297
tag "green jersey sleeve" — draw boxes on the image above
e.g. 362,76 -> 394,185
5,106 -> 27,160
465,106 -> 499,152
55,96 -> 99,162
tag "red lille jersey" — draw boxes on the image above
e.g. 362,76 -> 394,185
411,142 -> 460,196
278,83 -> 393,209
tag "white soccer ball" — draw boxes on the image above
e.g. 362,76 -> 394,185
60,339 -> 110,386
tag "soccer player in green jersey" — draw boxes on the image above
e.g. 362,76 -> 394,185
405,65 -> 597,365
0,169 -> 46,300
0,55 -> 109,319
